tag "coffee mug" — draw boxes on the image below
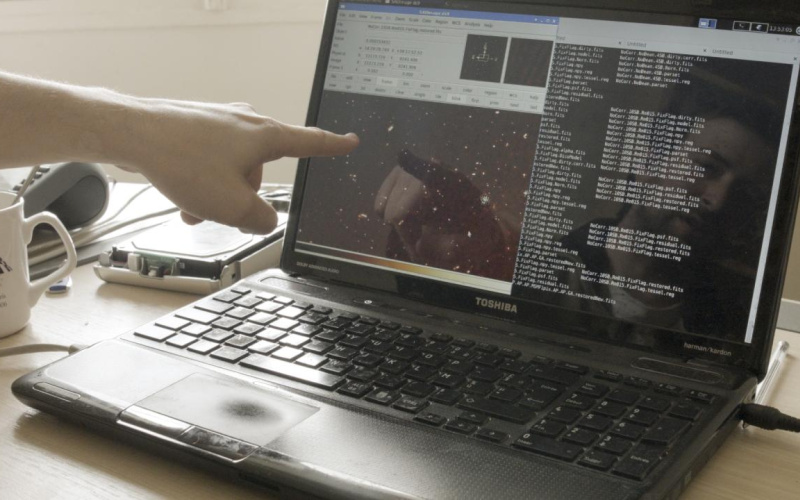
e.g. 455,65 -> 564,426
0,191 -> 78,338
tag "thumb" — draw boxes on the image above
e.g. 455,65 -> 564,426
225,184 -> 279,234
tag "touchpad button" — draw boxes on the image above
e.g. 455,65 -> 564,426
135,373 -> 319,445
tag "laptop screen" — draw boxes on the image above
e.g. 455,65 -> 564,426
291,0 -> 800,355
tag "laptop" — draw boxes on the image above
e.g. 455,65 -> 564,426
13,0 -> 800,498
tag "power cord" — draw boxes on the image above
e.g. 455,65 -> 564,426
0,343 -> 86,358
740,404 -> 800,432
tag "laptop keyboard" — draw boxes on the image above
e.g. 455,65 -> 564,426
133,285 -> 718,481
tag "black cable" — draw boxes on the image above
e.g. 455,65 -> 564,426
740,403 -> 800,432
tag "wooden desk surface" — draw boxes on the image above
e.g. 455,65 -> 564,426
2,264 -> 799,499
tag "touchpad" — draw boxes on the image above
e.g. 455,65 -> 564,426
134,373 -> 319,445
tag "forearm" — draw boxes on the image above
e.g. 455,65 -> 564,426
0,71 -> 139,168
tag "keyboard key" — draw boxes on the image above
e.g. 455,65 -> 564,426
577,413 -> 613,432
187,339 -> 220,355
458,411 -> 487,425
476,428 -> 508,443
166,333 -> 197,348
388,346 -> 418,362
156,317 -> 190,331
403,381 -> 435,398
328,345 -> 358,361
322,317 -> 353,330
340,335 -> 368,349
213,291 -> 241,303
444,420 -> 477,434
463,380 -> 494,397
547,406 -> 581,424
563,393 -> 596,411
576,382 -> 609,398
431,372 -> 465,389
638,396 -> 672,413
490,385 -> 522,403
624,376 -> 651,389
292,324 -> 322,336
563,427 -> 599,446
669,401 -> 703,421
197,300 -> 233,314
212,317 -> 242,330
430,333 -> 453,343
316,329 -> 345,343
338,381 -> 372,398
134,324 -> 175,342
554,361 -> 588,374
400,325 -> 423,335
272,346 -> 304,361
270,318 -> 300,331
364,339 -> 393,355
273,295 -> 293,305
519,383 -> 561,410
417,352 -> 446,368
654,383 -> 683,396
613,444 -> 664,480
414,412 -> 447,427
248,312 -> 276,325
458,396 -> 534,424
242,354 -> 344,390
210,346 -> 248,363
348,367 -> 378,382
303,340 -> 334,355
233,323 -> 264,336
320,359 -> 352,375
475,353 -> 502,367
230,286 -> 251,295
607,389 -> 640,406
248,340 -> 279,355
226,307 -> 255,320
579,450 -> 617,471
595,370 -> 623,382
470,366 -> 502,382
687,390 -> 716,404
594,400 -> 628,418
529,365 -> 579,386
596,435 -> 633,456
225,334 -> 257,349
474,342 -> 498,353
365,389 -> 400,406
256,302 -> 283,314
256,328 -> 287,342
379,358 -> 410,375
642,417 -> 690,446
234,295 -> 263,309
499,359 -> 528,374
299,312 -> 328,325
373,374 -> 405,390
296,353 -> 328,369
277,306 -> 305,320
497,347 -> 521,359
609,421 -> 647,441
181,323 -> 212,337
514,433 -> 582,461
624,408 -> 660,427
430,388 -> 462,405
279,334 -> 310,348
346,323 -> 375,336
394,395 -> 429,414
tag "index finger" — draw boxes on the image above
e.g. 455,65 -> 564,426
279,125 -> 359,158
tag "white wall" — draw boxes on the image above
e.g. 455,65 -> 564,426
0,0 -> 328,184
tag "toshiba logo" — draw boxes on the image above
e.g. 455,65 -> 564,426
475,297 -> 517,313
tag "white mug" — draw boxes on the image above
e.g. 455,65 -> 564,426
0,191 -> 78,338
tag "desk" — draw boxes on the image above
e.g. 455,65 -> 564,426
2,264 -> 800,499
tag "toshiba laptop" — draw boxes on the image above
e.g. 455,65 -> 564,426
13,1 -> 800,498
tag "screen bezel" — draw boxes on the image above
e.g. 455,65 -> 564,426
281,0 -> 800,380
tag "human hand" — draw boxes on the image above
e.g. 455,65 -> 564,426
114,98 -> 359,234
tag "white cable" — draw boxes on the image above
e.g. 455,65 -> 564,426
27,184 -> 154,254
28,206 -> 178,266
0,344 -> 69,357
0,343 -> 87,357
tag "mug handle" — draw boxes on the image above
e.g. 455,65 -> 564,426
22,211 -> 78,307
